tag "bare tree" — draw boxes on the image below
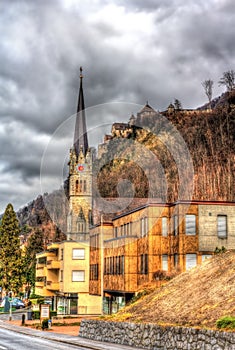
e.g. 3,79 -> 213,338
202,79 -> 213,109
218,70 -> 235,91
174,98 -> 182,110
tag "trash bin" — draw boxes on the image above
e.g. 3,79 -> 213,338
27,310 -> 33,320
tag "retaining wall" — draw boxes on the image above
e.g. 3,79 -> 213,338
79,319 -> 235,349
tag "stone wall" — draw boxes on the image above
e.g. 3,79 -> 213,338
79,319 -> 235,349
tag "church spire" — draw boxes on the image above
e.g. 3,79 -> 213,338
73,67 -> 88,157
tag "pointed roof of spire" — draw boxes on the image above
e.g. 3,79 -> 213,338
73,67 -> 88,157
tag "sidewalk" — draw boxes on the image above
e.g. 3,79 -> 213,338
0,319 -> 144,350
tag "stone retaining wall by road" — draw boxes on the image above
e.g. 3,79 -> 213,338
79,319 -> 235,349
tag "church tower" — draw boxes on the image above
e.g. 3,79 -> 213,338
67,67 -> 92,241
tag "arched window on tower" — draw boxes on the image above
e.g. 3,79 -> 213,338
84,180 -> 87,192
75,180 -> 79,193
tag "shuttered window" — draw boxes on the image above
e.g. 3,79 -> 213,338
186,254 -> 197,270
162,255 -> 168,271
162,217 -> 168,236
217,215 -> 227,238
185,215 -> 196,235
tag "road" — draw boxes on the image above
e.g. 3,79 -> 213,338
0,328 -> 94,350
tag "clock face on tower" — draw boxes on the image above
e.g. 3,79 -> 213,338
76,164 -> 86,172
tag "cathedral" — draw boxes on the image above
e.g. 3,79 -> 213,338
67,67 -> 92,241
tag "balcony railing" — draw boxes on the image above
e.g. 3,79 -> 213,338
47,260 -> 60,269
36,267 -> 46,277
46,281 -> 59,290
35,281 -> 44,288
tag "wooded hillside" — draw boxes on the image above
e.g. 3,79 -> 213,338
95,90 -> 235,203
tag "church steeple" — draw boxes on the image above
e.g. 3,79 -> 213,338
73,67 -> 88,157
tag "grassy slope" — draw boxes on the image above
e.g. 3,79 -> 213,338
110,251 -> 235,328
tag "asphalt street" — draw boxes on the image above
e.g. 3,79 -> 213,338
0,313 -> 144,350
0,328 -> 93,350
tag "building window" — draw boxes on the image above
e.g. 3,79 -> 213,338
162,217 -> 168,236
90,234 -> 99,251
141,217 -> 148,237
186,215 -> 196,235
114,227 -> 118,238
72,248 -> 85,259
60,249 -> 64,261
60,270 -> 63,282
75,179 -> 79,193
162,255 -> 168,271
106,257 -> 110,275
128,222 -> 132,236
90,264 -> 98,280
217,215 -> 227,238
121,255 -> 125,275
78,222 -> 85,233
140,254 -> 148,274
72,270 -> 85,282
83,180 -> 87,192
174,254 -> 178,267
186,254 -> 197,270
173,216 -> 178,236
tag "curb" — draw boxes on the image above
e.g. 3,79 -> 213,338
0,321 -> 142,350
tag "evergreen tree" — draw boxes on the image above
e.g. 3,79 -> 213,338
23,229 -> 44,296
0,203 -> 23,293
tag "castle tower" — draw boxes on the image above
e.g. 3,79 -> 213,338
67,67 -> 92,241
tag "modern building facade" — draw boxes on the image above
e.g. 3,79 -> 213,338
89,200 -> 235,313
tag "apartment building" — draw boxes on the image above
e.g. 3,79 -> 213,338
35,241 -> 101,315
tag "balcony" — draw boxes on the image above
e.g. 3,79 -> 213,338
36,267 -> 46,277
46,281 -> 59,291
35,281 -> 44,288
36,262 -> 46,268
47,260 -> 60,269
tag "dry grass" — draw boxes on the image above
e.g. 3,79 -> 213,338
110,251 -> 235,329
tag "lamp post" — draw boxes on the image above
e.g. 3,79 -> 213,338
8,292 -> 12,321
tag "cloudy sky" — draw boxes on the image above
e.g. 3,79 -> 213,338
0,0 -> 235,213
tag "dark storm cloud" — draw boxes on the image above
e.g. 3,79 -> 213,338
0,0 -> 235,211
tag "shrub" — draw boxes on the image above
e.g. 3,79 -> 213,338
37,298 -> 44,304
32,311 -> 40,320
216,316 -> 235,329
214,246 -> 227,254
42,318 -> 49,330
29,293 -> 43,299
